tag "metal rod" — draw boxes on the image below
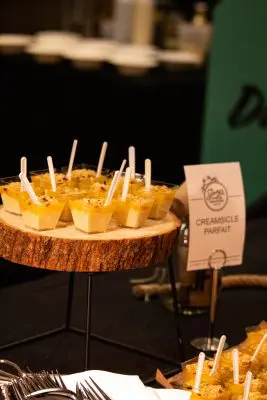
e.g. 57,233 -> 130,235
0,327 -> 66,351
85,274 -> 93,370
83,0 -> 97,37
61,0 -> 74,31
168,255 -> 185,362
65,272 -> 75,329
207,268 -> 219,349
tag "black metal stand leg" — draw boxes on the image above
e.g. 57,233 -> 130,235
65,272 -> 75,329
0,265 -> 184,371
168,255 -> 185,362
85,274 -> 93,370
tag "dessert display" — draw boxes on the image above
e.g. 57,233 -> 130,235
157,322 -> 267,400
0,141 -> 181,274
0,143 -> 178,234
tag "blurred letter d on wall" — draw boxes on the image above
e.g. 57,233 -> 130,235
201,0 -> 267,206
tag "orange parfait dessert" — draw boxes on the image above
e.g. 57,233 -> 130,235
182,359 -> 220,389
0,179 -> 41,215
46,187 -> 88,222
31,171 -> 68,191
219,351 -> 252,383
188,384 -> 230,400
126,178 -> 144,194
227,380 -> 266,400
87,182 -> 110,198
67,168 -> 96,189
70,198 -> 116,233
115,194 -> 154,228
20,195 -> 64,231
137,184 -> 177,220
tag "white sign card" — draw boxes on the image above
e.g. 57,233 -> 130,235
184,162 -> 246,271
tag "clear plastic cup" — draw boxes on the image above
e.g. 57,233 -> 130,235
137,181 -> 178,220
46,187 -> 89,222
0,176 -> 42,215
61,163 -> 111,189
115,194 -> 154,228
20,196 -> 64,231
70,198 -> 116,233
30,169 -> 68,191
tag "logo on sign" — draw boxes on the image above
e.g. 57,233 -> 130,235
201,176 -> 228,211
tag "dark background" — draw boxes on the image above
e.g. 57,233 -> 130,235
0,0 -> 210,185
0,1 -> 211,34
0,56 -> 205,184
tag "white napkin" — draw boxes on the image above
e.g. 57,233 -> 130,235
147,387 -> 191,400
62,370 -> 191,400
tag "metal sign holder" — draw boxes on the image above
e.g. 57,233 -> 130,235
191,249 -> 229,351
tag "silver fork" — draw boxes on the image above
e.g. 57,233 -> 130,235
0,359 -> 25,384
78,378 -> 113,400
9,370 -> 80,400
11,379 -> 79,400
25,387 -> 79,399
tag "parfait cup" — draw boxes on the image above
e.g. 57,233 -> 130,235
0,176 -> 41,215
46,188 -> 89,222
115,194 -> 154,228
20,196 -> 64,231
30,169 -> 68,191
137,181 -> 178,220
70,198 -> 116,233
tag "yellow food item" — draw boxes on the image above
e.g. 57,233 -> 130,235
182,360 -> 220,389
87,182 -> 110,198
247,393 -> 267,400
69,169 -> 96,189
20,195 -> 64,230
225,383 -> 243,395
232,394 -> 267,400
189,384 -> 230,400
47,188 -> 88,222
179,324 -> 267,400
31,172 -> 68,190
219,352 -> 252,383
70,198 -> 115,233
115,195 -> 154,228
70,168 -> 96,179
137,185 -> 177,220
0,181 -> 42,215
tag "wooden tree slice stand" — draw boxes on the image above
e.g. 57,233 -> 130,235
0,207 -> 180,273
